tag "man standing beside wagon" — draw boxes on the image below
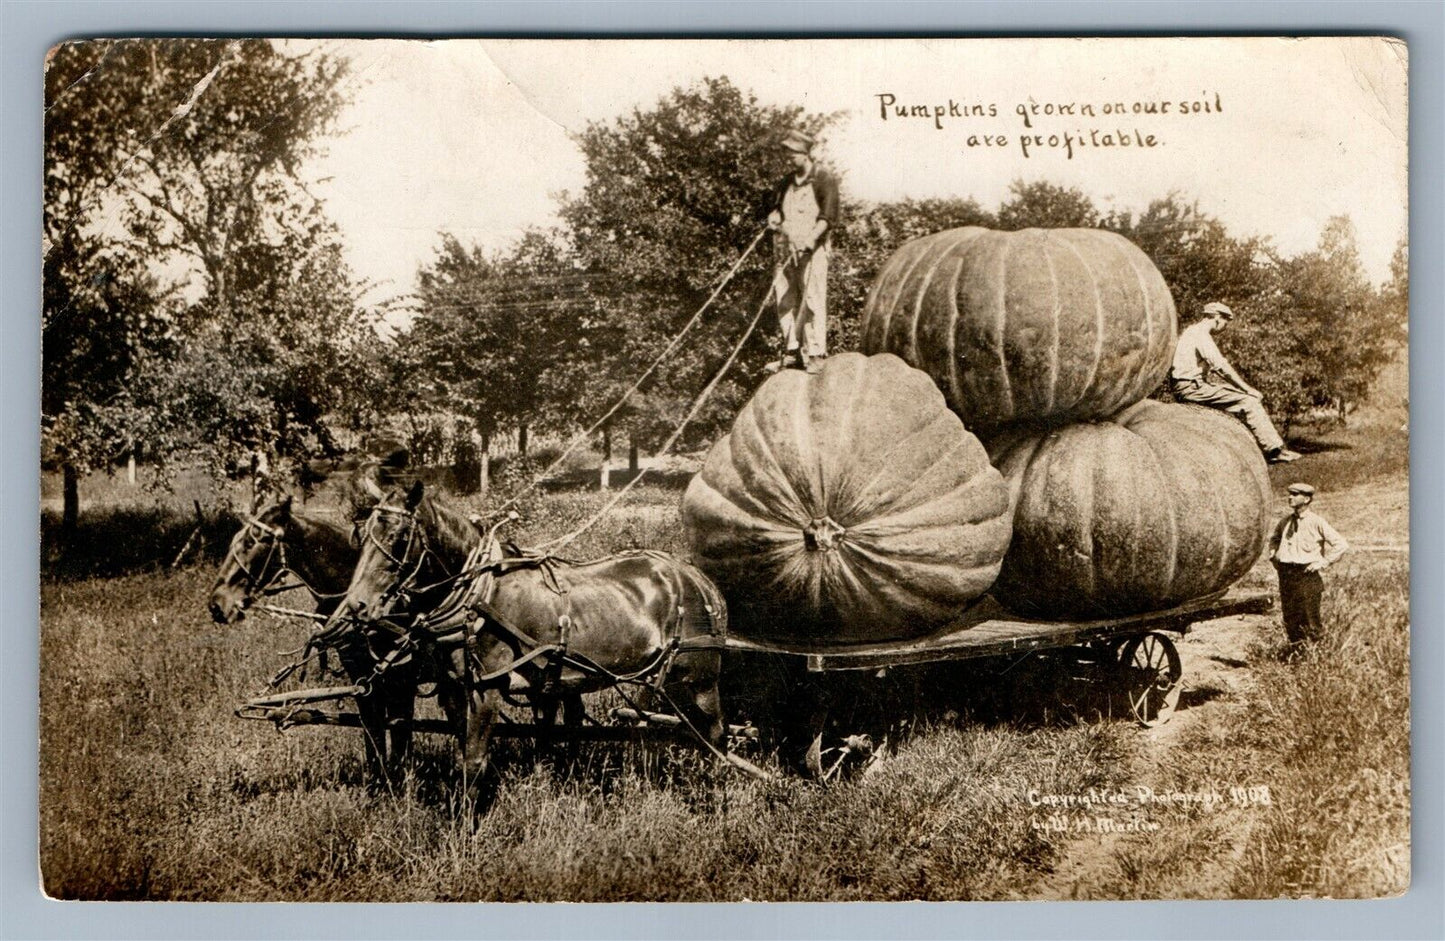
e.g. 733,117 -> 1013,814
1269,482 -> 1349,657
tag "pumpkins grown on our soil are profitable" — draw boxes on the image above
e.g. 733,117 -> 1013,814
861,226 -> 1177,435
682,352 -> 1012,645
986,399 -> 1272,619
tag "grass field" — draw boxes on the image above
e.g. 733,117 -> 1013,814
38,412 -> 1410,901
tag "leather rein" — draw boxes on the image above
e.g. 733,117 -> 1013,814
226,515 -> 333,603
337,504 -> 724,694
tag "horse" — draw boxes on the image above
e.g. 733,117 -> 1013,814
209,493 -> 420,786
322,479 -> 729,798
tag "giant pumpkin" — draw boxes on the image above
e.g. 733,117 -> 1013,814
682,352 -> 1012,644
861,227 -> 1177,434
988,400 -> 1271,619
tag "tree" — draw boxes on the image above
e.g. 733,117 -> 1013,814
1267,217 -> 1404,422
1109,201 -> 1401,433
1097,194 -> 1314,427
1107,194 -> 1272,316
44,39 -> 361,526
140,240 -> 386,476
396,231 -> 589,494
67,40 -> 347,315
559,76 -> 835,456
41,242 -> 169,531
996,180 -> 1100,230
45,41 -> 175,530
1381,236 -> 1408,333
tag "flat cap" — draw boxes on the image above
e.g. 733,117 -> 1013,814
1287,482 -> 1316,496
1202,301 -> 1235,318
781,129 -> 816,153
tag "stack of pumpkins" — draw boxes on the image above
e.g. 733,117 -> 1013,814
682,227 -> 1271,643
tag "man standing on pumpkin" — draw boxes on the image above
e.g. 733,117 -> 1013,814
1170,301 -> 1301,463
1269,482 -> 1349,656
765,129 -> 839,374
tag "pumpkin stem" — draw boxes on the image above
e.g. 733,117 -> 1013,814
803,516 -> 847,552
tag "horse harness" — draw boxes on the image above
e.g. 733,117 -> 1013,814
437,549 -> 725,701
323,505 -> 725,704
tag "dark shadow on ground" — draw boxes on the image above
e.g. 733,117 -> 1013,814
719,647 -> 1150,773
236,640 -> 1194,803
264,694 -> 734,809
1287,437 -> 1354,456
1178,686 -> 1228,710
536,467 -> 695,493
41,505 -> 241,581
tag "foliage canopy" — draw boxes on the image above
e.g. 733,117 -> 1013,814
44,39 -> 380,521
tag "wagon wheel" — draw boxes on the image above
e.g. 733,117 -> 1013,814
1089,637 -> 1131,663
797,702 -> 877,783
804,731 -> 825,779
1117,632 -> 1182,727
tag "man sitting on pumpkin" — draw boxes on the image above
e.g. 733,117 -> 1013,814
1170,301 -> 1301,464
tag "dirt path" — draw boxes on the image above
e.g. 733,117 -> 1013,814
1027,472 -> 1408,899
1027,609 -> 1266,900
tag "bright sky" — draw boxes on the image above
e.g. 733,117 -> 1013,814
303,37 -> 1408,313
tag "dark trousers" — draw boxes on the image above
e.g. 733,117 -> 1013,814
1276,563 -> 1324,645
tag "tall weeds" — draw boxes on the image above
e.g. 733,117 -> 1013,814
39,427 -> 1410,900
1229,562 -> 1410,898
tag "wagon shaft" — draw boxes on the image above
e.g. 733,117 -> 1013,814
235,697 -> 759,743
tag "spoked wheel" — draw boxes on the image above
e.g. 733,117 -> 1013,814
804,730 -> 825,779
1117,632 -> 1182,727
804,731 -> 876,783
788,673 -> 882,784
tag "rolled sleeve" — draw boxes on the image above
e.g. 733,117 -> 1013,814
762,178 -> 788,225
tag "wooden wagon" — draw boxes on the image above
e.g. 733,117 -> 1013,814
235,587 -> 1272,781
721,588 -> 1274,779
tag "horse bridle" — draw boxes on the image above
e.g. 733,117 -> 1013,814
354,503 -> 535,634
357,504 -> 460,611
225,517 -> 290,597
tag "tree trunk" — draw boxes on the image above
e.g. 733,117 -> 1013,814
477,428 -> 491,498
629,438 -> 639,473
599,425 -> 612,491
62,463 -> 79,535
518,423 -> 528,456
126,441 -> 137,487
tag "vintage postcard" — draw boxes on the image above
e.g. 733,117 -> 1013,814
41,37 -> 1408,902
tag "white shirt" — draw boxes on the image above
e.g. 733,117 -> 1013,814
1270,509 -> 1349,567
1170,320 -> 1229,383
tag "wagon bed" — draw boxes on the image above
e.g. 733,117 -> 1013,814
725,588 -> 1274,672
236,588 -> 1274,782
723,587 -> 1274,777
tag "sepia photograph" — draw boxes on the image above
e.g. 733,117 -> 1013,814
39,36 -> 1410,903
